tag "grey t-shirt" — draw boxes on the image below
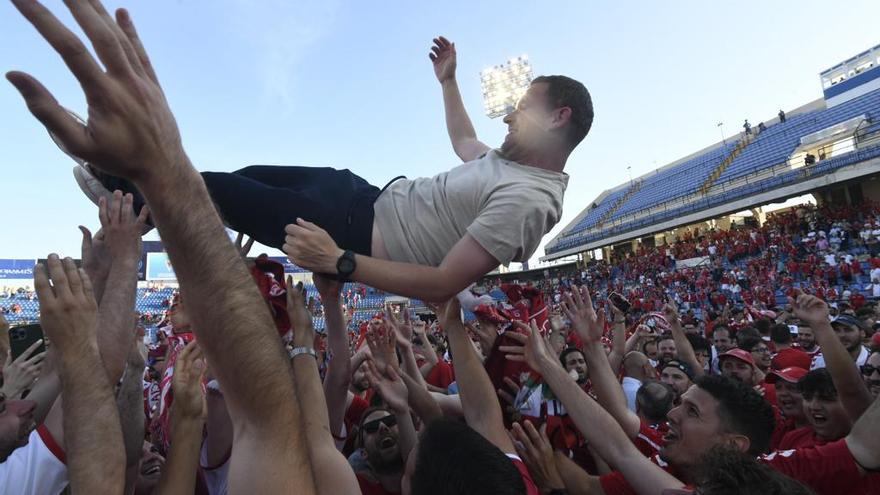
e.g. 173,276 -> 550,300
373,150 -> 568,267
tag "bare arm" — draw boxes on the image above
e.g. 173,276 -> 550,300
565,290 -> 640,439
791,292 -> 872,420
95,191 -> 148,384
606,309 -> 627,373
8,2 -> 313,490
153,342 -> 205,495
663,303 -> 703,378
399,369 -> 443,424
314,276 -> 350,438
500,315 -> 685,494
555,452 -> 605,495
36,256 -> 124,494
285,219 -> 499,302
118,344 -> 147,493
439,299 -> 515,453
287,283 -> 361,495
429,37 -> 490,162
846,393 -> 880,474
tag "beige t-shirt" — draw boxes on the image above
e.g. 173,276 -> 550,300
373,150 -> 568,267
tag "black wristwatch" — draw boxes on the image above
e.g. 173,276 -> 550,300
336,250 -> 357,280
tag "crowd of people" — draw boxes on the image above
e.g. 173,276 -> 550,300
2,0 -> 880,494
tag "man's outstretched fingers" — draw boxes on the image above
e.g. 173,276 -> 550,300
10,0 -> 107,89
46,254 -> 72,299
78,268 -> 95,300
33,263 -> 52,301
83,0 -> 147,78
5,72 -> 94,158
61,0 -> 133,78
115,8 -> 160,85
62,257 -> 84,296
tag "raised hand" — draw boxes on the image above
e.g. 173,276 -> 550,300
79,226 -> 110,295
429,36 -> 457,83
510,421 -> 565,493
100,190 -> 149,259
8,2 -> 187,183
387,311 -> 414,350
562,286 -> 604,345
34,255 -> 98,361
499,320 -> 555,373
286,277 -> 316,349
366,322 -> 397,372
789,289 -> 829,327
662,302 -> 681,328
171,341 -> 207,420
2,340 -> 46,399
365,360 -> 409,413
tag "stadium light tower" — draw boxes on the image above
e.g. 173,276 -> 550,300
480,55 -> 533,119
717,122 -> 727,146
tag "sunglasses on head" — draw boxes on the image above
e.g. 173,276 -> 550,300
861,364 -> 879,376
362,415 -> 397,434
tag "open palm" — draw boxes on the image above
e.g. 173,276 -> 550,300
429,36 -> 457,83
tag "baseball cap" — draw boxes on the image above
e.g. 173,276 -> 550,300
661,360 -> 696,381
831,314 -> 865,331
719,348 -> 756,367
766,366 -> 809,384
771,349 -> 813,371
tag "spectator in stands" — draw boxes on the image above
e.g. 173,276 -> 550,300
770,323 -> 811,370
739,336 -> 773,375
778,369 -> 853,449
805,153 -> 817,166
797,325 -> 821,356
634,380 -> 676,427
659,360 -> 695,398
743,119 -> 752,135
779,109 -> 787,123
712,325 -> 735,353
656,335 -> 678,367
560,347 -> 589,387
758,121 -> 766,133
813,315 -> 871,368
766,367 -> 809,431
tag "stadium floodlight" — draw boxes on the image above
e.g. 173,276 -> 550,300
480,55 -> 533,119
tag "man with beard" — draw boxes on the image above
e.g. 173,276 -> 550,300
718,348 -> 777,406
560,347 -> 589,389
659,360 -> 695,400
355,408 -> 407,495
656,336 -> 678,370
812,315 -> 870,369
864,351 -> 880,399
797,325 -> 821,356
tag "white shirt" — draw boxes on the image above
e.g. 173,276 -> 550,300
622,377 -> 642,413
811,346 -> 870,370
0,426 -> 68,495
200,441 -> 229,495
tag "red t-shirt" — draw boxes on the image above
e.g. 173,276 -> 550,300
356,474 -> 399,495
761,439 -> 864,495
778,426 -> 825,450
425,360 -> 455,390
633,421 -> 667,458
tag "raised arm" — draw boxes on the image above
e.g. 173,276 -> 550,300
118,342 -> 148,493
314,275 -> 350,439
846,393 -> 880,474
429,36 -> 490,162
287,281 -> 360,495
8,2 -> 312,491
790,291 -> 872,420
500,318 -> 685,494
36,256 -> 124,494
285,224 -> 499,302
565,288 -> 640,439
438,299 -> 515,453
607,305 -> 627,373
153,341 -> 206,495
662,303 -> 703,378
94,191 -> 148,384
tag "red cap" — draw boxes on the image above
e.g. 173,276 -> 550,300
872,332 -> 880,348
766,366 -> 809,384
719,348 -> 756,367
771,348 -> 813,371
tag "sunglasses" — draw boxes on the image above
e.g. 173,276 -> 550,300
362,415 -> 397,434
861,364 -> 879,376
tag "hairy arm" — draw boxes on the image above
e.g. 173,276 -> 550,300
582,343 -> 641,439
846,394 -> 880,474
118,346 -> 147,493
288,284 -> 360,495
322,297 -> 351,438
440,300 -> 514,453
399,370 -> 443,424
37,257 -> 125,494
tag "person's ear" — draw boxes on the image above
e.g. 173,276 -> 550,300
723,433 -> 751,454
549,107 -> 572,130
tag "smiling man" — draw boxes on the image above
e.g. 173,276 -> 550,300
70,36 -> 593,302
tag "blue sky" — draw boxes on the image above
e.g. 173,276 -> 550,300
2,0 -> 879,266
